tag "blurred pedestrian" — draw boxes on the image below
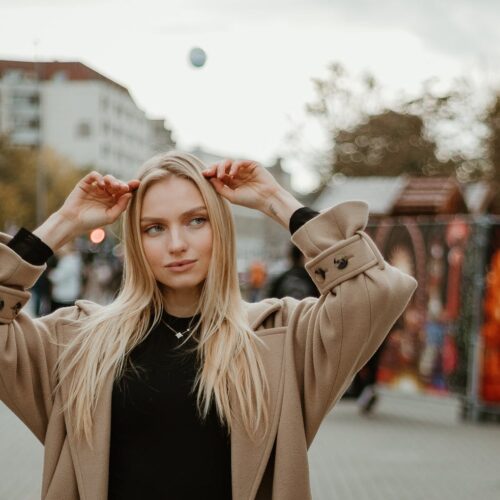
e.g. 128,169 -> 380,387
31,254 -> 57,316
83,255 -> 115,305
48,241 -> 82,311
356,306 -> 423,414
248,259 -> 267,302
268,243 -> 319,300
356,345 -> 383,414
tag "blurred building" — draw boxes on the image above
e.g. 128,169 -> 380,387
313,175 -> 499,216
149,118 -> 176,154
313,176 -> 407,216
0,59 -> 175,177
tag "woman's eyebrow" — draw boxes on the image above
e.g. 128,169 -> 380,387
140,206 -> 208,222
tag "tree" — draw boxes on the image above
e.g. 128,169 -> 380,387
486,93 -> 500,182
0,136 -> 37,230
0,136 -> 89,231
403,77 -> 492,182
297,63 -> 488,186
332,110 -> 454,177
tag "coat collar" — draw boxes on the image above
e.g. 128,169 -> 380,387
58,298 -> 284,500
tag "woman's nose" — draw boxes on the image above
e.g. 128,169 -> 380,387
168,228 -> 188,253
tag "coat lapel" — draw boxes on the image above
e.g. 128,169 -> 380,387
230,300 -> 286,499
57,319 -> 114,500
58,299 -> 284,500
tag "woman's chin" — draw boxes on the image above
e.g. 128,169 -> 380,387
158,276 -> 205,291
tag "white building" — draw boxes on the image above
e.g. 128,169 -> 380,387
0,60 -> 175,178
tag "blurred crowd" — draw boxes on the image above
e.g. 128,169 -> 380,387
31,242 -> 123,316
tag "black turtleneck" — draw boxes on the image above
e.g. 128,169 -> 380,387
107,311 -> 232,500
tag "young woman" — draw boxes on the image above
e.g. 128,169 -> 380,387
0,151 -> 417,500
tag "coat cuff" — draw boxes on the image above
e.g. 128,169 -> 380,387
290,201 -> 385,295
0,233 -> 47,321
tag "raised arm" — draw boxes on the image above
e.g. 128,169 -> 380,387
284,201 -> 417,442
33,172 -> 140,251
0,171 -> 139,440
203,160 -> 417,443
202,159 -> 304,229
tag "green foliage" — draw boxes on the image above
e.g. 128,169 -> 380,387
299,63 -> 494,186
0,136 -> 88,231
0,136 -> 37,229
333,111 -> 455,177
486,93 -> 500,182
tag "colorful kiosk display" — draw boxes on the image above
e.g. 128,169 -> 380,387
365,215 -> 500,420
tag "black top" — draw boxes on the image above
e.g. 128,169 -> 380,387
7,206 -> 319,499
107,312 -> 232,499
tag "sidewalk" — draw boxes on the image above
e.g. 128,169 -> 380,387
309,388 -> 500,500
1,388 -> 499,499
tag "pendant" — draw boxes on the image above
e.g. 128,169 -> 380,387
176,327 -> 190,339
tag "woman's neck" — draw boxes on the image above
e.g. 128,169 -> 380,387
163,287 -> 200,318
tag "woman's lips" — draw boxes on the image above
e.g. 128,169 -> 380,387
166,260 -> 197,272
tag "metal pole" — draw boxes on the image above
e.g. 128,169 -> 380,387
34,40 -> 46,227
465,216 -> 490,421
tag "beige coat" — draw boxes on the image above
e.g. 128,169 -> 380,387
0,201 -> 417,500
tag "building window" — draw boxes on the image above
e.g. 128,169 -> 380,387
100,97 -> 109,111
76,122 -> 91,138
4,69 -> 23,82
53,71 -> 67,81
12,93 -> 28,105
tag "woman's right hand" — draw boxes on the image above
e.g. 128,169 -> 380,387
58,172 -> 140,232
33,172 -> 140,252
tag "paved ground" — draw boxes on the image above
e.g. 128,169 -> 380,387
309,388 -> 500,500
1,388 -> 499,499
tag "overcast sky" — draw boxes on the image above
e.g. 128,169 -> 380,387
1,0 -> 499,191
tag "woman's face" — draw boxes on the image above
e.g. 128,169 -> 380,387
140,175 -> 213,294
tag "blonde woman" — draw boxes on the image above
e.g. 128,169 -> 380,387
0,151 -> 417,500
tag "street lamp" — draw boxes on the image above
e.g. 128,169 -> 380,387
34,39 -> 47,226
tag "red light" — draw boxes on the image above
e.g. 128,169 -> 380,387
90,228 -> 106,244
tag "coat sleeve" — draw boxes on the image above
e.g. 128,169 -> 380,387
279,201 -> 417,444
0,232 -> 78,443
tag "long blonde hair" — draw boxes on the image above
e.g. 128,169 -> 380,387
54,151 -> 269,445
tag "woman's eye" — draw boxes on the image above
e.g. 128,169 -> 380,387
145,224 -> 164,234
190,217 -> 207,226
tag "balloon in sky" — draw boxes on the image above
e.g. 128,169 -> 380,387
189,47 -> 207,68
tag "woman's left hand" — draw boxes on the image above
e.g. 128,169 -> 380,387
202,160 -> 283,211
